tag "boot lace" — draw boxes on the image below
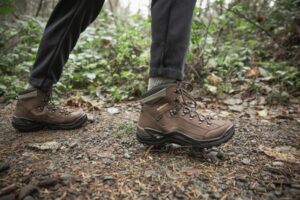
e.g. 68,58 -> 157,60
42,92 -> 71,116
170,82 -> 212,126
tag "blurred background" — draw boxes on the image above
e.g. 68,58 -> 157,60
0,0 -> 299,103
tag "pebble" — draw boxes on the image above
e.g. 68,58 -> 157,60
60,174 -> 75,186
124,153 -> 131,159
18,184 -> 37,200
241,158 -> 251,165
102,176 -> 114,181
207,151 -> 219,161
144,170 -> 156,178
274,190 -> 282,196
102,176 -> 115,185
0,162 -> 9,173
107,107 -> 120,114
23,196 -> 34,200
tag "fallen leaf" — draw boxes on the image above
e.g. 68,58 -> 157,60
245,67 -> 260,77
224,98 -> 243,105
257,109 -> 268,117
228,105 -> 244,112
27,141 -> 60,151
181,167 -> 199,176
66,96 -> 101,111
207,74 -> 222,86
257,96 -> 266,105
107,107 -> 120,114
259,145 -> 300,164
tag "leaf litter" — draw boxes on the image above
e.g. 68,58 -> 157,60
0,99 -> 299,199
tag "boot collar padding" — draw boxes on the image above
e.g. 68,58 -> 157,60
141,88 -> 167,104
18,90 -> 38,100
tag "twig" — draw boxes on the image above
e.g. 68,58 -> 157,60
36,0 -> 44,17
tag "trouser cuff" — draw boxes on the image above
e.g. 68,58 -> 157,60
149,67 -> 184,81
29,77 -> 53,92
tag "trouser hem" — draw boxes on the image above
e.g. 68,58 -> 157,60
149,67 -> 184,81
29,77 -> 53,92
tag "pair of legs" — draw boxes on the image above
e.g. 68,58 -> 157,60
13,0 -> 235,148
29,0 -> 196,91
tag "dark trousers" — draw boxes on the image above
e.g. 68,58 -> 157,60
29,0 -> 196,91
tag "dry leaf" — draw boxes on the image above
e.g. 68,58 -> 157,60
66,96 -> 101,111
207,74 -> 222,86
257,109 -> 268,117
245,67 -> 260,77
259,145 -> 300,164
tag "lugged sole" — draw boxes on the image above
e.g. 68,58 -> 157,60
136,125 -> 235,148
12,115 -> 88,132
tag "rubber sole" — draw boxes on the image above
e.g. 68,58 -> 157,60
136,125 -> 235,148
12,115 -> 88,132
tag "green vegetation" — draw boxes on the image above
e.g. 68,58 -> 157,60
0,0 -> 299,103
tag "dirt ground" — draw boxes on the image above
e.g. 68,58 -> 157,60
0,99 -> 299,200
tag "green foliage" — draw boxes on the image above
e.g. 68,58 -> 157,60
0,1 -> 299,103
0,12 -> 150,101
0,18 -> 43,99
189,2 -> 300,102
0,0 -> 14,14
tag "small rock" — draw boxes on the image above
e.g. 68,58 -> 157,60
228,105 -> 244,112
241,158 -> 251,165
0,194 -> 16,200
102,176 -> 115,185
102,176 -> 114,181
87,114 -> 95,122
107,107 -> 120,114
38,178 -> 59,188
224,98 -> 243,105
124,153 -> 131,159
18,184 -> 37,200
0,162 -> 9,173
290,188 -> 300,196
144,170 -> 156,178
274,190 -> 282,196
59,174 -> 75,186
23,196 -> 34,200
27,141 -> 60,151
211,192 -> 221,199
68,141 -> 78,148
207,151 -> 219,161
272,161 -> 284,167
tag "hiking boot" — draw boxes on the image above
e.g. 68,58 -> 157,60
12,88 -> 87,132
137,82 -> 235,148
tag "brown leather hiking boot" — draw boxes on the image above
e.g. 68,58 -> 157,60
12,88 -> 87,132
137,83 -> 235,148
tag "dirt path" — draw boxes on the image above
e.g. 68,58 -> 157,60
0,100 -> 299,200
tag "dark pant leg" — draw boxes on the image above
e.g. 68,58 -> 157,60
29,0 -> 105,91
150,0 -> 196,80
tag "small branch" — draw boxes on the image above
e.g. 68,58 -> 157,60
36,0 -> 44,17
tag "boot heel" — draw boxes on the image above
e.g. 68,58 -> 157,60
12,117 -> 44,132
136,126 -> 166,145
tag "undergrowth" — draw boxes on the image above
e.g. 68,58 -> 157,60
0,4 -> 299,103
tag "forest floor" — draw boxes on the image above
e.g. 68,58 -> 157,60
0,97 -> 299,200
